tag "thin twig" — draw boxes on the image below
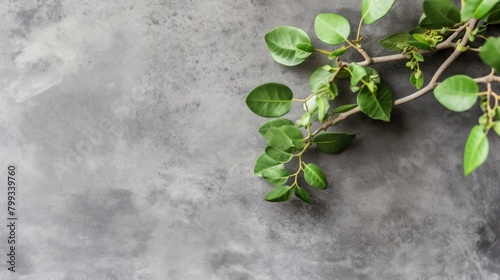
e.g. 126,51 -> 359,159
313,19 -> 478,136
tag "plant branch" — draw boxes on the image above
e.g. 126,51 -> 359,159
313,19 -> 479,136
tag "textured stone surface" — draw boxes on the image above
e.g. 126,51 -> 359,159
0,0 -> 499,279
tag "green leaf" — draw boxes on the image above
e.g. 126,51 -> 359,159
349,63 -> 368,86
317,96 -> 330,121
265,26 -> 313,66
494,107 -> 500,121
408,34 -> 433,50
304,163 -> 328,189
433,75 -> 479,112
265,185 -> 293,202
328,83 -> 339,100
265,127 -> 294,151
296,112 -> 312,127
258,119 -> 295,138
279,125 -> 305,151
334,104 -> 358,114
313,132 -> 356,154
309,67 -> 335,92
485,8 -> 500,23
362,0 -> 396,24
379,33 -> 412,51
423,0 -> 461,27
262,169 -> 291,186
493,122 -> 500,136
357,83 -> 393,121
265,146 -> 294,163
410,71 -> 424,89
254,153 -> 284,177
314,14 -> 351,45
461,0 -> 500,21
479,37 -> 500,73
295,186 -> 312,204
364,67 -> 381,83
328,46 -> 348,59
246,83 -> 293,118
464,125 -> 489,176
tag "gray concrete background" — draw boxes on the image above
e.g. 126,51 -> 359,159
1,0 -> 499,279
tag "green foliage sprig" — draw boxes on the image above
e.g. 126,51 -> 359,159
246,0 -> 500,203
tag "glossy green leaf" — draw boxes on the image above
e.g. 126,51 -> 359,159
313,132 -> 356,154
265,185 -> 293,202
485,8 -> 500,23
295,186 -> 312,204
493,122 -> 500,136
479,37 -> 500,73
328,46 -> 348,59
410,71 -> 424,89
334,104 -> 358,114
304,163 -> 328,189
464,125 -> 489,176
378,32 -> 412,51
258,119 -> 294,138
357,83 -> 393,121
461,0 -> 500,21
364,67 -> 381,83
265,127 -> 294,151
262,169 -> 291,186
314,14 -> 350,45
279,125 -> 305,151
361,0 -> 396,24
265,26 -> 313,66
433,75 -> 479,112
265,146 -> 294,163
423,0 -> 460,27
246,83 -> 293,118
349,63 -> 368,86
254,153 -> 284,177
309,67 -> 335,92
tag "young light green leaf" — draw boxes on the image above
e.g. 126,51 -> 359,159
262,169 -> 291,186
334,104 -> 358,114
304,163 -> 328,189
313,132 -> 356,154
361,0 -> 396,24
328,82 -> 339,100
265,26 -> 313,66
254,153 -> 284,177
314,14 -> 351,45
349,63 -> 368,86
479,37 -> 500,73
357,83 -> 393,122
258,119 -> 295,138
309,67 -> 335,92
316,96 -> 330,121
464,125 -> 489,176
378,32 -> 412,51
493,122 -> 500,136
328,46 -> 348,59
410,71 -> 424,89
423,0 -> 461,27
296,112 -> 312,127
246,83 -> 293,118
408,34 -> 433,51
265,185 -> 293,202
433,75 -> 479,112
461,0 -> 500,21
265,146 -> 294,163
364,67 -> 381,83
295,186 -> 312,204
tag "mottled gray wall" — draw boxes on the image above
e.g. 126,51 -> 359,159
0,0 -> 499,279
